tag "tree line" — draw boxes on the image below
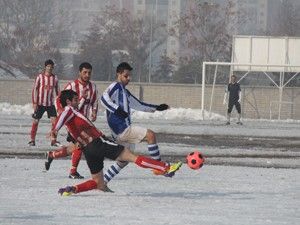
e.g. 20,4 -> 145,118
0,0 -> 300,84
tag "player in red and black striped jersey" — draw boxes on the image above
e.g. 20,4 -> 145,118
49,62 -> 98,179
53,90 -> 182,195
28,59 -> 61,147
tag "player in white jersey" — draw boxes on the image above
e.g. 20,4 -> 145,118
28,59 -> 61,147
46,62 -> 98,179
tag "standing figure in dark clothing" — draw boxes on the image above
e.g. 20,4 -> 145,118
223,75 -> 242,125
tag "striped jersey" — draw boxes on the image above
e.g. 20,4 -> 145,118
100,81 -> 157,136
57,79 -> 98,118
53,105 -> 103,146
32,73 -> 59,106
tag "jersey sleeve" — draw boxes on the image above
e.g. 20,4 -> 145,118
100,82 -> 120,113
53,106 -> 74,132
32,75 -> 40,104
90,84 -> 98,114
127,90 -> 157,112
54,77 -> 60,97
78,96 -> 86,111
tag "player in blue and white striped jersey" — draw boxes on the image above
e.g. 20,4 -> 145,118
100,62 -> 169,184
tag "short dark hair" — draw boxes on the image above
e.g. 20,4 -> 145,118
79,62 -> 92,72
116,62 -> 133,74
45,59 -> 54,67
60,90 -> 78,107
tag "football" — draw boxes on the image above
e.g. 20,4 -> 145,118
186,151 -> 205,170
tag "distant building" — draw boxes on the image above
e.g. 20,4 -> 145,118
132,0 -> 181,68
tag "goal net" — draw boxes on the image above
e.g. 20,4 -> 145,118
201,62 -> 300,120
201,36 -> 300,121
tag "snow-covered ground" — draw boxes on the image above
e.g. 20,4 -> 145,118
0,158 -> 299,225
0,103 -> 299,224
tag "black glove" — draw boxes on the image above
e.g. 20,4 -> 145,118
115,107 -> 128,118
156,104 -> 169,111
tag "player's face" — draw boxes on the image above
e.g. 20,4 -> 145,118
231,76 -> 236,83
79,68 -> 92,83
45,64 -> 54,74
70,95 -> 79,109
118,70 -> 131,86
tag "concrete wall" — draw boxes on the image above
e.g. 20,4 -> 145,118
0,79 -> 299,119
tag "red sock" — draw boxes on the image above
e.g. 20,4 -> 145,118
50,147 -> 68,158
50,121 -> 56,142
75,180 -> 97,193
70,148 -> 82,174
30,122 -> 38,140
135,156 -> 169,172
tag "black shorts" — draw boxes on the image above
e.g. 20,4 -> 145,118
228,101 -> 241,114
82,137 -> 125,174
32,105 -> 57,119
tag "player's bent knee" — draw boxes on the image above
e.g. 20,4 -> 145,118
67,143 -> 77,154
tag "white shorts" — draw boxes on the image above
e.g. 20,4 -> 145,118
116,126 -> 147,150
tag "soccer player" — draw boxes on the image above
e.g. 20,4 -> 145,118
100,62 -> 169,183
223,74 -> 242,125
48,62 -> 98,179
54,89 -> 182,196
28,59 -> 61,147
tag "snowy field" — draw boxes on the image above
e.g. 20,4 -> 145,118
0,103 -> 299,224
0,158 -> 299,225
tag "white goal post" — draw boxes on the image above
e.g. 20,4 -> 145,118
201,36 -> 300,120
201,62 -> 300,120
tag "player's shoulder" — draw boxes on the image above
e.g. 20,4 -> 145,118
51,73 -> 59,81
63,105 -> 75,113
89,80 -> 98,88
66,80 -> 76,87
36,73 -> 44,78
108,81 -> 121,90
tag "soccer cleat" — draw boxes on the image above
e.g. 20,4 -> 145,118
225,121 -> 230,125
152,169 -> 165,176
58,186 -> 76,196
44,152 -> 53,171
102,185 -> 114,193
69,171 -> 84,179
236,121 -> 243,125
28,140 -> 36,146
164,161 -> 183,177
51,141 -> 62,147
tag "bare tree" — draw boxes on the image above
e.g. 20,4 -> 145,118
77,5 -> 167,81
172,0 -> 239,84
152,52 -> 175,83
0,0 -> 68,77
